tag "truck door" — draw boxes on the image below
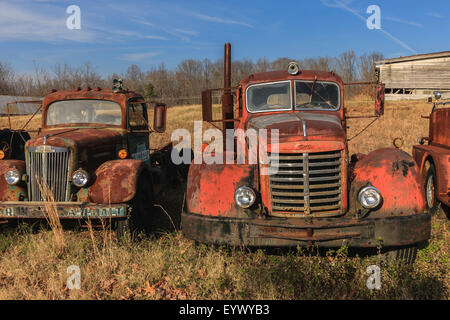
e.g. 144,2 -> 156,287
127,101 -> 150,166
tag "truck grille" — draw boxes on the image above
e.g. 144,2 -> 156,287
28,146 -> 71,201
269,150 -> 342,216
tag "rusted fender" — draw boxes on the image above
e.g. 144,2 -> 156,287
413,144 -> 450,207
350,148 -> 425,217
186,163 -> 257,218
0,160 -> 27,201
88,159 -> 148,204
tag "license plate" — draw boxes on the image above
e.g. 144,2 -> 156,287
0,205 -> 127,218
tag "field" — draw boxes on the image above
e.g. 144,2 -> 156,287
0,99 -> 448,300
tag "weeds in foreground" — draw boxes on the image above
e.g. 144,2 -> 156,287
36,178 -> 66,254
0,214 -> 447,300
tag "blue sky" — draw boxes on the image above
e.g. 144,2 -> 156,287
1,0 -> 449,76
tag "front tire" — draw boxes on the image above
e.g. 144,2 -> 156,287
425,164 -> 438,215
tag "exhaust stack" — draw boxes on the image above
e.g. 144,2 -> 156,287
222,43 -> 234,133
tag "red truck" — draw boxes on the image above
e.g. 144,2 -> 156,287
181,44 -> 430,264
413,92 -> 450,216
0,81 -> 175,238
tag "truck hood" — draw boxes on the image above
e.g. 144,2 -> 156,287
247,112 -> 345,142
26,128 -> 125,170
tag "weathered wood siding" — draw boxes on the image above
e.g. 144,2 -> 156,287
378,56 -> 450,89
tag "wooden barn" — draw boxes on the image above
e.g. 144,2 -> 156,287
376,51 -> 450,100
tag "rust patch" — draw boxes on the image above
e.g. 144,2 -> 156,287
88,159 -> 145,204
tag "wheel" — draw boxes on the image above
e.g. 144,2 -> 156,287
114,172 -> 155,241
425,164 -> 439,215
383,245 -> 418,265
440,204 -> 450,219
114,219 -> 129,241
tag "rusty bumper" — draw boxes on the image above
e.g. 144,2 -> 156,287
181,211 -> 431,248
0,201 -> 128,219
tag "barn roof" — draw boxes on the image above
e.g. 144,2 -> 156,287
376,51 -> 450,65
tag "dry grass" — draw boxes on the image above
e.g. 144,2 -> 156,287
0,214 -> 447,299
35,178 -> 66,254
0,98 -> 448,300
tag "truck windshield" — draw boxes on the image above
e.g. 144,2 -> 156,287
46,100 -> 122,126
295,80 -> 340,110
246,81 -> 291,113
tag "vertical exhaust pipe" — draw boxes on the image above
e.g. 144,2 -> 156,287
222,43 -> 234,149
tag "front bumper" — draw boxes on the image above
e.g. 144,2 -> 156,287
0,201 -> 128,219
181,211 -> 431,248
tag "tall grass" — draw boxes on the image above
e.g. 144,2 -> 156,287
36,177 -> 66,254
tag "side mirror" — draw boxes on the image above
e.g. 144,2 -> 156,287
202,90 -> 213,122
153,103 -> 167,133
375,83 -> 385,116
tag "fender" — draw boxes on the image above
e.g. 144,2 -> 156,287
186,163 -> 257,218
350,148 -> 425,217
412,146 -> 431,180
413,145 -> 450,203
0,160 -> 27,201
88,159 -> 149,204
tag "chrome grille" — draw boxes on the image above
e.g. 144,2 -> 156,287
269,150 -> 342,215
28,146 -> 71,201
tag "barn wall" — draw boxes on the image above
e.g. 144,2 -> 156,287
378,56 -> 450,89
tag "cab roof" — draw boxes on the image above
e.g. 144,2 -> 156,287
42,88 -> 143,107
240,70 -> 344,87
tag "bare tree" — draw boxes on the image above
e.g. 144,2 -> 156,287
1,50 -> 383,104
0,62 -> 14,95
335,50 -> 358,83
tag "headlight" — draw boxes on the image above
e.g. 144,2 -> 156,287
5,169 -> 20,185
72,169 -> 89,187
358,186 -> 382,209
234,186 -> 256,208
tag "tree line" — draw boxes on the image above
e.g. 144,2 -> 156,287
0,50 -> 383,105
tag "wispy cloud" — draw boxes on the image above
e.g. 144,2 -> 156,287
135,19 -> 197,43
0,2 -> 95,42
320,0 -> 416,54
184,10 -> 253,28
384,16 -> 422,28
119,52 -> 160,62
0,2 -> 169,43
426,12 -> 443,19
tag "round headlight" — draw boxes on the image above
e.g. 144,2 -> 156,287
234,186 -> 256,209
72,169 -> 89,187
358,186 -> 382,209
5,169 -> 20,185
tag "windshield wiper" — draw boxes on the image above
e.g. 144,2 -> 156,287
43,128 -> 80,144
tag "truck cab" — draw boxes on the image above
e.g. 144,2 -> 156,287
0,83 -> 171,238
182,44 -> 430,263
413,92 -> 450,215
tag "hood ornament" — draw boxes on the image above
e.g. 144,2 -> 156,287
43,134 -> 50,145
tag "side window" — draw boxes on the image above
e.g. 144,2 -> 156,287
128,103 -> 148,130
